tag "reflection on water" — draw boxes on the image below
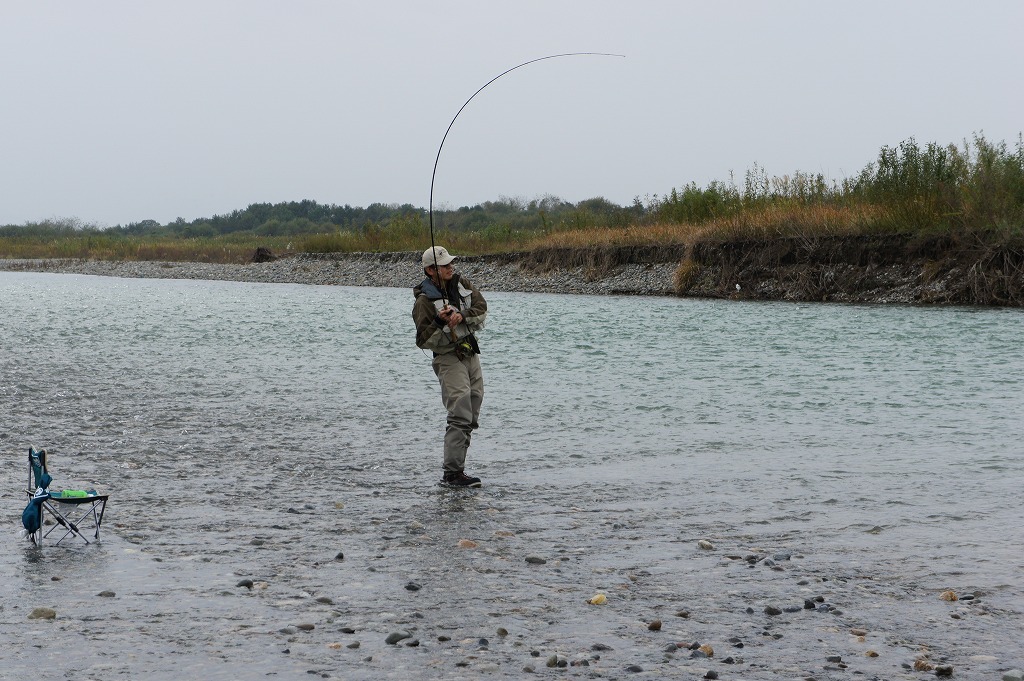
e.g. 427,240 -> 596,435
1,272 -> 1023,679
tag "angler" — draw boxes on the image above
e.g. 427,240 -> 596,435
412,245 -> 487,487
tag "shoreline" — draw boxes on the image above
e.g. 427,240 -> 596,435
2,233 -> 1021,305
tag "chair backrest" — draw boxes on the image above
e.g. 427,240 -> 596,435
28,447 -> 52,492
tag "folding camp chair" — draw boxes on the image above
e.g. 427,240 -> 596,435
23,447 -> 108,546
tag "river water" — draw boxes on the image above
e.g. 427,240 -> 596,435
1,271 -> 1022,680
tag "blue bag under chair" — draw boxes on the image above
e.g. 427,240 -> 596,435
22,447 -> 109,546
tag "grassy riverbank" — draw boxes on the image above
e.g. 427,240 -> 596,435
3,134 -> 1022,265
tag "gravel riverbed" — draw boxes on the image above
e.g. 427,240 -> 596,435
0,252 -> 679,296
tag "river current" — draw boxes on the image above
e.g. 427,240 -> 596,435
1,271 -> 1022,679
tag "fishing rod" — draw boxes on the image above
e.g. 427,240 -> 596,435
426,51 -> 625,307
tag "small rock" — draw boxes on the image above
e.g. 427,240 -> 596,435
315,596 -> 333,604
648,620 -> 662,631
405,639 -> 420,647
334,551 -> 344,561
1002,670 -> 1024,681
236,579 -> 254,590
97,590 -> 116,598
675,610 -> 690,618
705,672 -> 719,680
546,654 -> 560,668
804,599 -> 816,610
591,643 -> 613,651
940,590 -> 958,601
850,628 -> 868,636
340,627 -> 356,634
697,540 -> 715,550
522,665 -> 535,673
328,642 -> 342,650
250,539 -> 265,546
478,638 -> 489,647
28,608 -> 56,620
438,635 -> 451,642
457,539 -> 477,549
296,623 -> 315,631
827,655 -> 843,663
915,658 -> 935,671
385,630 -> 412,645
279,626 -> 297,635
525,555 -> 547,564
587,594 -> 607,605
405,582 -> 421,591
699,644 -> 714,657
496,627 -> 508,637
764,606 -> 782,616
346,642 -> 360,649
935,666 -> 954,678
626,665 -> 644,673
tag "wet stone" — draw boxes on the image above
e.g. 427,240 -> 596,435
936,666 -> 954,678
296,623 -> 315,631
346,642 -> 360,649
236,579 -> 254,590
340,627 -> 356,634
280,626 -> 297,635
385,630 -> 412,644
28,607 -> 56,620
764,606 -> 782,616
626,664 -> 644,673
705,672 -> 719,680
592,643 -> 613,651
97,590 -> 116,598
827,655 -> 843,663
405,582 -> 421,591
783,605 -> 802,613
648,619 -> 662,631
405,639 -> 420,647
525,555 -> 547,564
1002,670 -> 1024,681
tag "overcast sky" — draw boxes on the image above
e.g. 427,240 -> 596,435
2,1 -> 1021,227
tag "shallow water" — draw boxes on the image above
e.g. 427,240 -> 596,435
2,271 -> 1023,679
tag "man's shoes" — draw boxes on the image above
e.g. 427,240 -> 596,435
442,470 -> 482,488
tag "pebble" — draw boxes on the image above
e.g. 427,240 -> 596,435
296,623 -> 315,631
346,642 -> 360,649
1003,670 -> 1024,681
626,664 -> 644,673
525,555 -> 547,564
335,552 -> 344,561
935,665 -> 954,677
457,539 -> 477,549
764,605 -> 782,616
698,540 -> 715,550
236,579 -> 254,590
385,630 -> 412,644
405,582 -> 421,591
340,627 -> 356,634
648,620 -> 662,631
97,590 -> 116,598
28,607 -> 56,620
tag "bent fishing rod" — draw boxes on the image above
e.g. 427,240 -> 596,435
426,51 -> 625,307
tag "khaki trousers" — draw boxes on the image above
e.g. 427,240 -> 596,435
432,351 -> 484,472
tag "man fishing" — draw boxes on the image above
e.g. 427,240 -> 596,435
412,245 -> 487,487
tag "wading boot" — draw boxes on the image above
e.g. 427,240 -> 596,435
442,470 -> 482,488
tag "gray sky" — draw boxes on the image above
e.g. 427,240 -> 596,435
2,1 -> 1021,227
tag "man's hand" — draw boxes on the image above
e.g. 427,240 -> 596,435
439,306 -> 463,329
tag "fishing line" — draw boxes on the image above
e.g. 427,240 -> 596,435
426,51 -> 625,305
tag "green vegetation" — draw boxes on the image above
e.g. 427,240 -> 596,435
3,133 -> 1021,262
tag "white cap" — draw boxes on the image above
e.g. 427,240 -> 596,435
422,246 -> 456,269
